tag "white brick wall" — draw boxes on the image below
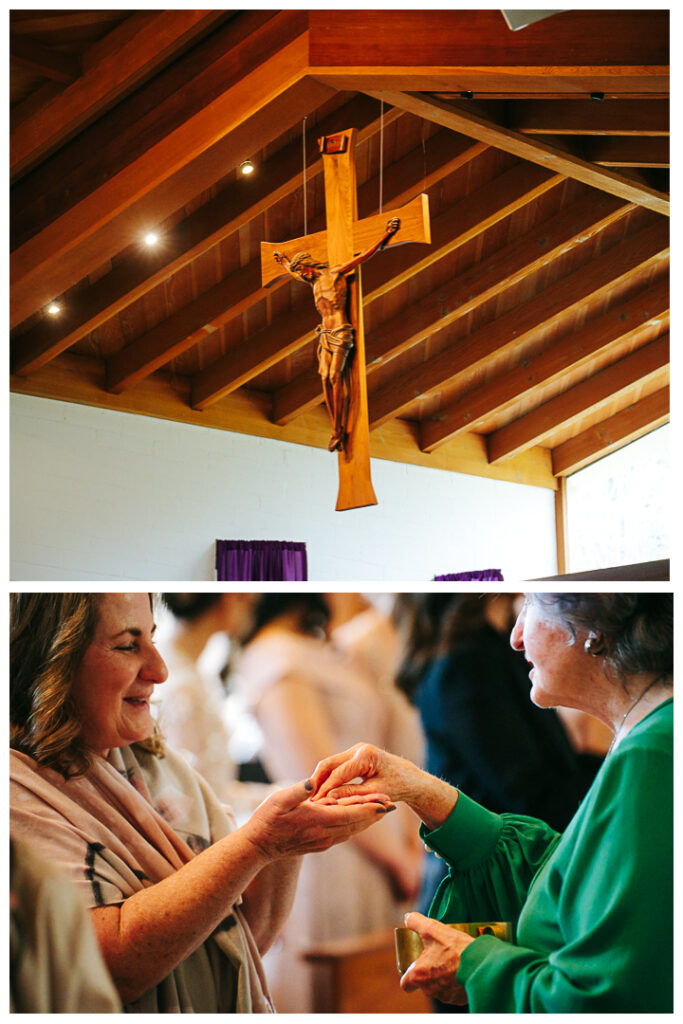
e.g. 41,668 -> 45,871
11,395 -> 557,581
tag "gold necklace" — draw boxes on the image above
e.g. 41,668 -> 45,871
608,682 -> 658,754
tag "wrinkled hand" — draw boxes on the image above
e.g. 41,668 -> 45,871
309,742 -> 417,804
243,779 -> 394,862
400,912 -> 472,1005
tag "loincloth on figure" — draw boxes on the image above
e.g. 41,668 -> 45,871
316,324 -> 354,376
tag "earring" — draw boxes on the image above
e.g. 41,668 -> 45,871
584,632 -> 604,656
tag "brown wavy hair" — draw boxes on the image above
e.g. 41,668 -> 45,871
10,593 -> 164,778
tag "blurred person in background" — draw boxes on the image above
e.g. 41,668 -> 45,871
234,593 -> 424,1012
157,594 -> 275,823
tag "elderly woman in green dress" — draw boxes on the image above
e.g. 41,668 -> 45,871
10,593 -> 393,1013
310,593 -> 673,1013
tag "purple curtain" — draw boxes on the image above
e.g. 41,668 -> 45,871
433,569 -> 504,581
216,540 -> 308,581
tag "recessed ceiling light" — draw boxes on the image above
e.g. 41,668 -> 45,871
47,302 -> 61,316
143,231 -> 159,246
240,159 -> 255,175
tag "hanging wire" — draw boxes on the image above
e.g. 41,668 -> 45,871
422,117 -> 428,194
302,116 -> 308,236
378,95 -> 384,214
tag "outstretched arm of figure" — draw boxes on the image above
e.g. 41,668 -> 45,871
272,251 -> 295,275
338,217 -> 401,275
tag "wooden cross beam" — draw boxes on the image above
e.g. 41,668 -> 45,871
261,128 -> 430,510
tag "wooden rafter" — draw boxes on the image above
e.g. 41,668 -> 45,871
10,12 -> 312,327
368,218 -> 669,430
552,388 -> 669,475
508,99 -> 669,136
10,37 -> 81,84
10,11 -> 227,181
421,279 -> 669,452
573,137 -> 669,168
367,192 -> 631,385
360,91 -> 670,217
307,9 -> 668,94
12,93 -> 389,378
8,8 -> 669,491
488,335 -> 669,463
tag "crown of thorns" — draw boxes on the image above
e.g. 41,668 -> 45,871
289,252 -> 328,272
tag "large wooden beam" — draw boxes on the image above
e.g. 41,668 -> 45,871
11,11 -> 227,181
272,162 -> 562,424
11,92 -> 382,377
488,335 -> 669,464
421,279 -> 669,452
579,137 -> 669,168
368,219 -> 669,430
308,9 -> 668,94
10,12 -> 311,327
360,91 -> 670,216
552,387 -> 669,476
10,352 -> 557,490
509,99 -> 669,136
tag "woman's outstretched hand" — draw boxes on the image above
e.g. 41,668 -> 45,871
400,912 -> 473,1005
243,778 -> 395,862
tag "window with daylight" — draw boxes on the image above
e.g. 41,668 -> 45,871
565,425 -> 669,573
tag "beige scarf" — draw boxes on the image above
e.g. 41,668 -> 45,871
10,743 -> 274,1012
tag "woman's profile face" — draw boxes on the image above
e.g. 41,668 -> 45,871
71,594 -> 168,756
511,599 -> 594,713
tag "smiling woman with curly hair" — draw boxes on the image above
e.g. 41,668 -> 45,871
10,592 -> 393,1013
11,594 -> 163,777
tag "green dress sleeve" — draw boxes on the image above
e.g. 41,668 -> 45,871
422,736 -> 673,1012
420,790 -> 560,928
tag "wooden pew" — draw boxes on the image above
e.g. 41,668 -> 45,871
304,927 -> 433,1013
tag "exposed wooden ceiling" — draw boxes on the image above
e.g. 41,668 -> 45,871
10,9 -> 669,491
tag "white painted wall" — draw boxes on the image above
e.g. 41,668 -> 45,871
11,395 -> 557,581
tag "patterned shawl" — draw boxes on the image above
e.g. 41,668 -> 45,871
10,743 -> 274,1012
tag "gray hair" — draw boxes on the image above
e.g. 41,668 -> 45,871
527,593 -> 673,684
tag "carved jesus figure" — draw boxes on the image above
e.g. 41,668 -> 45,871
274,217 -> 400,452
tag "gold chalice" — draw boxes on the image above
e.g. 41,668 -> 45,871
394,921 -> 513,974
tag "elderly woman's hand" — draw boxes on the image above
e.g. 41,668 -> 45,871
243,778 -> 394,862
309,743 -> 459,832
309,742 -> 414,804
400,912 -> 473,1005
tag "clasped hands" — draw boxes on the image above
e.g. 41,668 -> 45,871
307,742 -> 471,1004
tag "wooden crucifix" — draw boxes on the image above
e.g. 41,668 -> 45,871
261,128 -> 431,511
